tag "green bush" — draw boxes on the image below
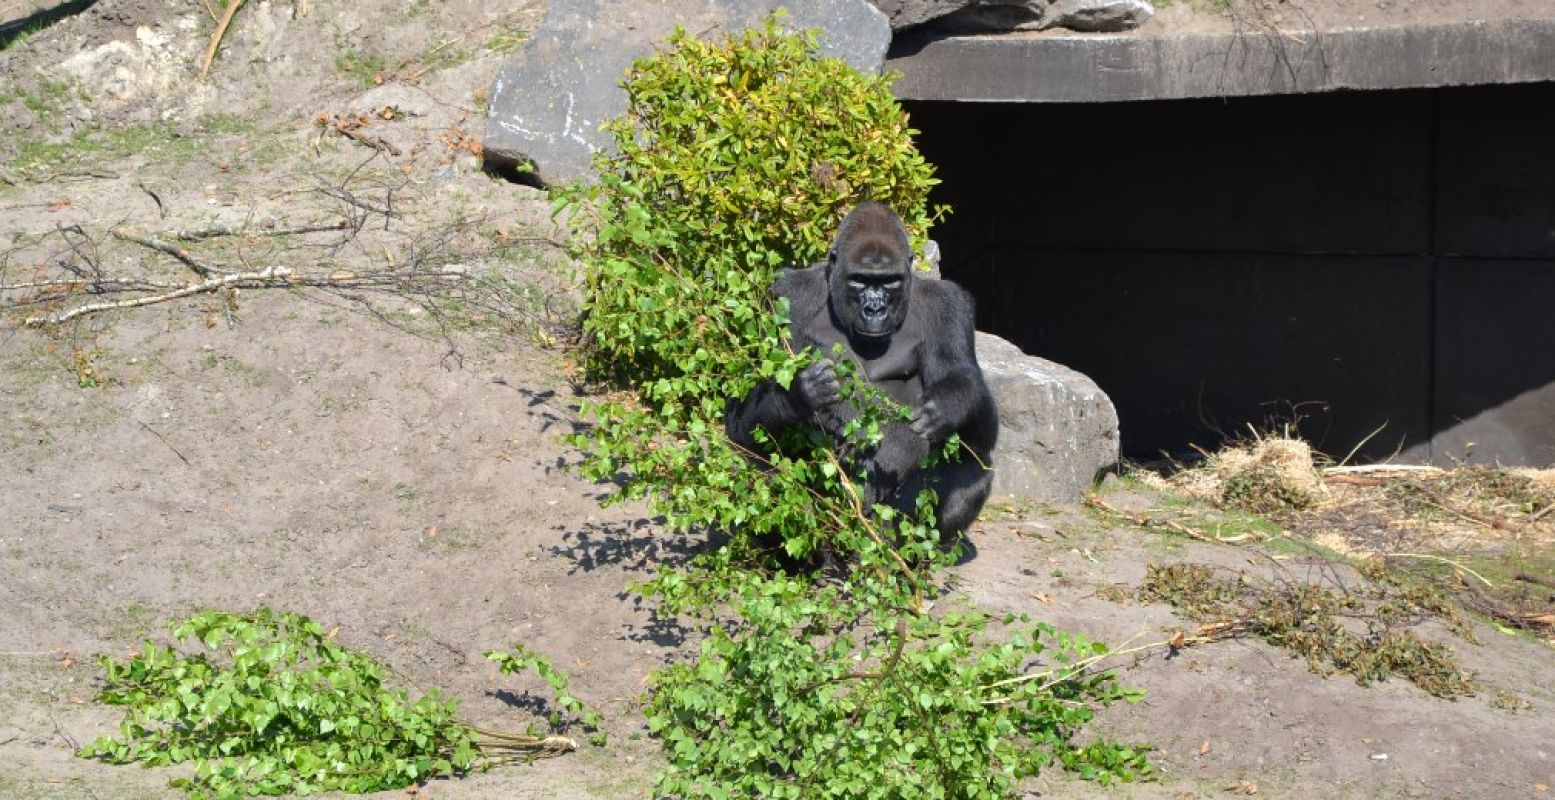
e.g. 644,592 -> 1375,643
562,16 -> 1150,798
79,610 -> 596,797
596,18 -> 942,266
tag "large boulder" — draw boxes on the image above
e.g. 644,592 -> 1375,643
483,0 -> 890,186
976,332 -> 1119,504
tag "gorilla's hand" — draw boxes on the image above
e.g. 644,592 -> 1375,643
796,358 -> 842,413
909,399 -> 952,442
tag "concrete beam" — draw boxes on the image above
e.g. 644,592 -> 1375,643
887,18 -> 1555,102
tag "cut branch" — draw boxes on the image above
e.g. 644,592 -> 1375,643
112,226 -> 220,277
170,221 -> 352,241
24,267 -> 293,326
200,0 -> 248,79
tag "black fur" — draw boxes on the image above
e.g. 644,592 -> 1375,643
726,202 -> 997,538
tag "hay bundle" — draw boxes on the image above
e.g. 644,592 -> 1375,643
1176,437 -> 1328,513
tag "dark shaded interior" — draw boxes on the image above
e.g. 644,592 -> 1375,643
906,83 -> 1555,465
0,0 -> 97,48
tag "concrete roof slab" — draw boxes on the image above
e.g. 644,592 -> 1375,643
887,17 -> 1555,102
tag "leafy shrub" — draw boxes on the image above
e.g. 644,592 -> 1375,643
562,17 -> 942,394
80,610 -> 594,797
562,15 -> 1150,798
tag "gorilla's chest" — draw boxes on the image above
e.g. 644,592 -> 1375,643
798,310 -> 923,405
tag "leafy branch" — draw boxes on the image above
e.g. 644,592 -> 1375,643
80,609 -> 595,797
563,16 -> 1153,797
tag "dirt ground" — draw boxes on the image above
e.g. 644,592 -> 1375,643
2,2 -> 1554,799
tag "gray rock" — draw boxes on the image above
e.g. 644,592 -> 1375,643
976,332 -> 1119,504
869,0 -> 1152,32
483,0 -> 890,186
1036,0 -> 1153,32
866,0 -> 977,28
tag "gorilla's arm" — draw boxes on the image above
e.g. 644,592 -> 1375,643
908,283 -> 998,454
726,358 -> 849,449
724,268 -> 845,452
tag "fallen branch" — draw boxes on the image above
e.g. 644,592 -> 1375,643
170,221 -> 351,241
112,226 -> 219,277
340,126 -> 403,157
21,267 -> 471,326
1383,552 -> 1494,588
1085,495 -> 1256,544
199,0 -> 248,79
1323,464 -> 1445,477
1411,484 -> 1516,532
24,267 -> 292,326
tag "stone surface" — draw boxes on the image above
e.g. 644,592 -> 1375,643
976,331 -> 1119,504
483,0 -> 890,186
866,0 -> 975,29
866,0 -> 1150,32
1036,0 -> 1153,32
888,17 -> 1555,103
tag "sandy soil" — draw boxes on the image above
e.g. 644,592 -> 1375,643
2,2 -> 1554,799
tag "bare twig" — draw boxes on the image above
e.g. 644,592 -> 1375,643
1384,552 -> 1494,588
1323,464 -> 1445,477
336,124 -> 403,157
1084,494 -> 1255,544
199,0 -> 248,79
112,226 -> 219,277
137,421 -> 192,467
24,267 -> 293,326
48,709 -> 79,752
171,221 -> 351,241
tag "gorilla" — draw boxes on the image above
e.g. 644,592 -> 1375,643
725,201 -> 997,539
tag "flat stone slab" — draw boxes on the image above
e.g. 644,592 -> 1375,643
977,332 -> 1119,504
484,0 -> 889,186
888,17 -> 1555,102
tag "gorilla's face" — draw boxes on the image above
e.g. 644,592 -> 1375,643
845,273 -> 906,339
827,202 -> 915,341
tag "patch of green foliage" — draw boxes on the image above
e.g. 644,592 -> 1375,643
1137,563 -> 1477,698
197,112 -> 255,135
563,16 -> 1149,797
1221,464 -> 1320,514
335,50 -> 391,87
8,122 -> 197,176
80,610 -> 599,797
485,30 -> 528,54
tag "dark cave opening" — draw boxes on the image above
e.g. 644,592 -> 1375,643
906,82 -> 1555,465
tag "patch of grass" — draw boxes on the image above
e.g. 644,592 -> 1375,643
196,112 -> 254,135
335,50 -> 392,87
1137,561 -> 1478,698
1490,689 -> 1533,712
1389,466 -> 1555,520
9,122 -> 198,175
485,30 -> 528,54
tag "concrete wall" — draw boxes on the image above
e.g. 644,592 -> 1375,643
906,82 -> 1555,464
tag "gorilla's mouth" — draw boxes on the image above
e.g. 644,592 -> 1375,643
855,307 -> 892,337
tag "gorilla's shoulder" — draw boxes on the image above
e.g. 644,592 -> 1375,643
772,263 -> 828,309
773,263 -> 826,293
916,276 -> 976,314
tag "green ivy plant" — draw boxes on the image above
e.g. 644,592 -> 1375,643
562,15 -> 1151,798
79,609 -> 596,798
